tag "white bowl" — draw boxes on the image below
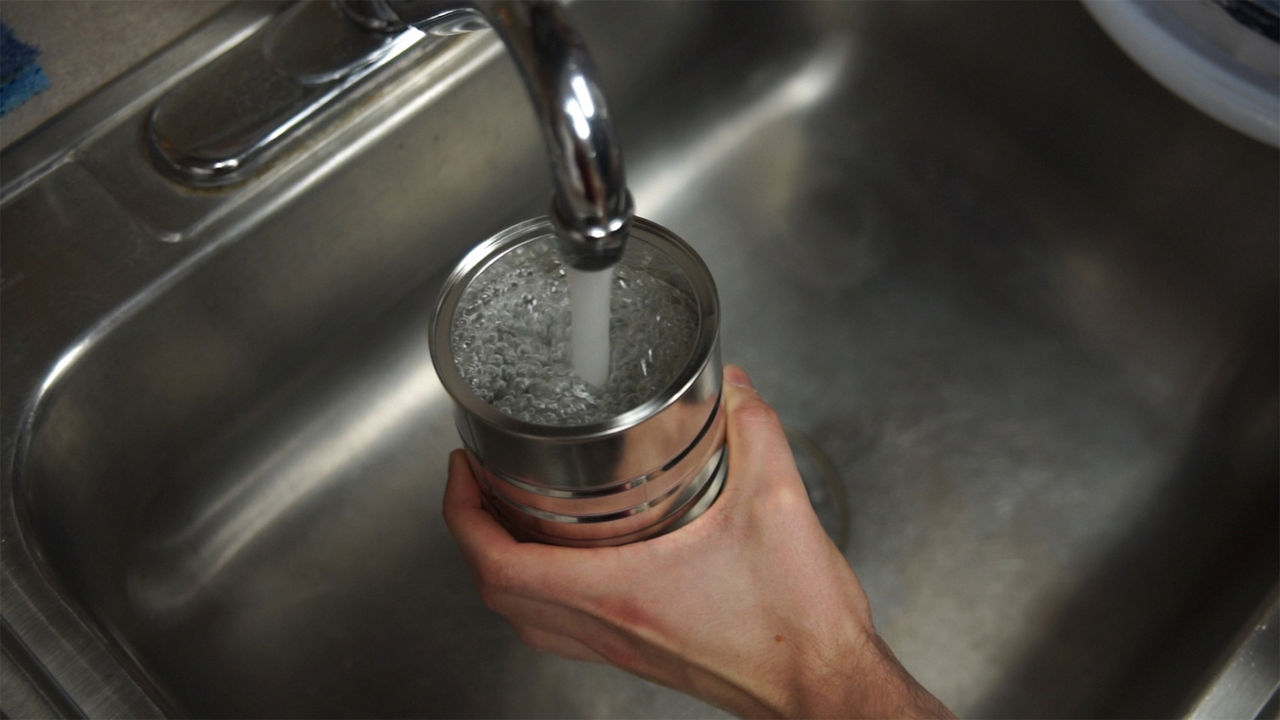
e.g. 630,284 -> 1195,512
1084,0 -> 1279,147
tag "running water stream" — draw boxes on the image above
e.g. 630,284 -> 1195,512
566,265 -> 615,387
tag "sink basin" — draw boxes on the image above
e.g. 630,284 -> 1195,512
3,2 -> 1276,717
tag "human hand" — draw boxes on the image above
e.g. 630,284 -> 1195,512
443,364 -> 953,718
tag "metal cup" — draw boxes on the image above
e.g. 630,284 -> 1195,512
430,216 -> 725,546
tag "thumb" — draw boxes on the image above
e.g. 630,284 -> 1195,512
722,365 -> 802,490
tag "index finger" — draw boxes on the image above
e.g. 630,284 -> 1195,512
442,450 -> 601,598
442,449 -> 522,565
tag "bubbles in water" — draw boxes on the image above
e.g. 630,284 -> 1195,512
451,236 -> 699,426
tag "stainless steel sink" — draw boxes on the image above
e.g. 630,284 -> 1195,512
2,2 -> 1276,717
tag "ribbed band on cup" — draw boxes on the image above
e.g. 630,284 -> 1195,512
473,402 -> 726,546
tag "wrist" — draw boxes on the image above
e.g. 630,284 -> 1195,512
790,628 -> 954,719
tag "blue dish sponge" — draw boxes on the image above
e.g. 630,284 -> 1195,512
1,23 -> 50,117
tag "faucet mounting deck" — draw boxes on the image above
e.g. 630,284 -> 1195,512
148,0 -> 632,268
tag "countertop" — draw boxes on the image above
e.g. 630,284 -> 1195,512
0,0 -> 230,152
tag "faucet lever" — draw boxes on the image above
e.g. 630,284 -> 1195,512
149,0 -> 633,269
147,2 -> 425,188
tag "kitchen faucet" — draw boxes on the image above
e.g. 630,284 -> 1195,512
148,0 -> 632,269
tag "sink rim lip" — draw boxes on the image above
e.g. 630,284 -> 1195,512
429,214 -> 722,440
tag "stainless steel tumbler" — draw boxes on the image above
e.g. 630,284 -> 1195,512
430,216 -> 725,546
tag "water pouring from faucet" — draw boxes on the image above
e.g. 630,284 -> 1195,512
345,1 -> 632,384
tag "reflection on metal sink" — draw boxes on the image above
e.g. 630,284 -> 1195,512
2,2 -> 1276,717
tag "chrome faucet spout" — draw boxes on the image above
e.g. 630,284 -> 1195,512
347,0 -> 633,269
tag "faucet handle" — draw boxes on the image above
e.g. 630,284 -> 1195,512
152,0 -> 635,269
339,1 -> 486,36
147,1 -> 428,187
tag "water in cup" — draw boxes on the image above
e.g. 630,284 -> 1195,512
450,234 -> 699,426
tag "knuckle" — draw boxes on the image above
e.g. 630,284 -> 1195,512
476,579 -> 504,607
733,399 -> 781,431
765,476 -> 811,511
488,556 -> 522,593
473,548 -> 523,599
514,626 -> 548,652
